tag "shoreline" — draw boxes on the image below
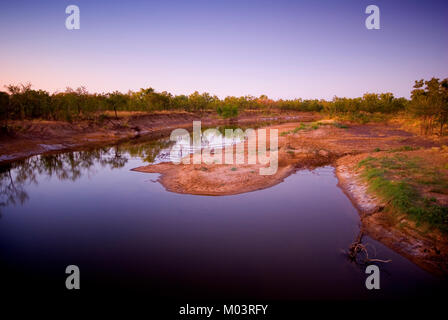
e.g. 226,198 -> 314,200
335,154 -> 448,277
2,113 -> 447,275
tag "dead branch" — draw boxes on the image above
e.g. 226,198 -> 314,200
347,230 -> 391,264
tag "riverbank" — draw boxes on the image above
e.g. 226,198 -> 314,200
134,119 -> 448,275
336,150 -> 448,276
0,110 -> 319,164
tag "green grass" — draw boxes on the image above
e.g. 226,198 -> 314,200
387,145 -> 419,153
280,121 -> 348,136
294,123 -> 307,132
357,155 -> 448,233
333,122 -> 349,129
280,123 -> 307,136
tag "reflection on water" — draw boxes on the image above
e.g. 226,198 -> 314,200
0,147 -> 124,215
0,138 -> 175,214
169,126 -> 246,163
0,128 -> 245,214
0,134 -> 445,299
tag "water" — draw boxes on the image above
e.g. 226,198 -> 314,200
0,136 -> 444,299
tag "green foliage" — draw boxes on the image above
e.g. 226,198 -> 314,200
358,155 -> 448,233
310,122 -> 320,130
1,78 -> 445,133
216,104 -> 238,119
280,123 -> 316,136
323,93 -> 406,123
324,93 -> 407,116
409,77 -> 448,135
333,122 -> 349,129
276,99 -> 324,112
0,91 -> 10,131
107,91 -> 129,118
280,121 -> 348,135
387,145 -> 419,153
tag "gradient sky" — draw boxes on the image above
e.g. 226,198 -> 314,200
1,0 -> 447,99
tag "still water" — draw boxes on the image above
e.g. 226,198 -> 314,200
0,136 -> 443,299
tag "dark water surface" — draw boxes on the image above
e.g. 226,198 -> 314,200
0,137 -> 444,300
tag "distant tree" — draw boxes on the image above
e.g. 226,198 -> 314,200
217,104 -> 238,120
440,79 -> 448,135
257,95 -> 274,108
188,91 -> 214,112
107,91 -> 128,119
6,83 -> 32,119
0,91 -> 10,132
409,78 -> 448,135
132,87 -> 169,111
171,94 -> 189,110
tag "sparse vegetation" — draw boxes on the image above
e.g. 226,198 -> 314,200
216,104 -> 238,119
357,154 -> 448,233
387,146 -> 419,153
0,77 -> 446,136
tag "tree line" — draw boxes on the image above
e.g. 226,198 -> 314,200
0,77 -> 447,135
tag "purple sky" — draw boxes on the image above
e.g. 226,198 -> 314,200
1,0 -> 447,99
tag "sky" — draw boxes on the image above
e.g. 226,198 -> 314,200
0,0 -> 447,99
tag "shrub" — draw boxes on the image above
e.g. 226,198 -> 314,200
217,105 -> 238,119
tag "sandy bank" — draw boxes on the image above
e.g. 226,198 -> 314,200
134,121 -> 441,196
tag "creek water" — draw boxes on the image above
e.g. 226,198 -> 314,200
0,135 -> 444,299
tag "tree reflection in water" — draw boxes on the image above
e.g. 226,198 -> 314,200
0,137 -> 173,216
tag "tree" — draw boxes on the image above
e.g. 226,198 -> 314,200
409,78 -> 448,135
439,79 -> 448,135
0,91 -> 10,132
216,104 -> 238,120
107,91 -> 128,119
6,83 -> 32,119
188,91 -> 213,112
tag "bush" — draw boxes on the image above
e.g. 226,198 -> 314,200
216,105 -> 238,119
0,91 -> 10,130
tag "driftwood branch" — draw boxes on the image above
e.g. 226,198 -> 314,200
346,230 -> 391,264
